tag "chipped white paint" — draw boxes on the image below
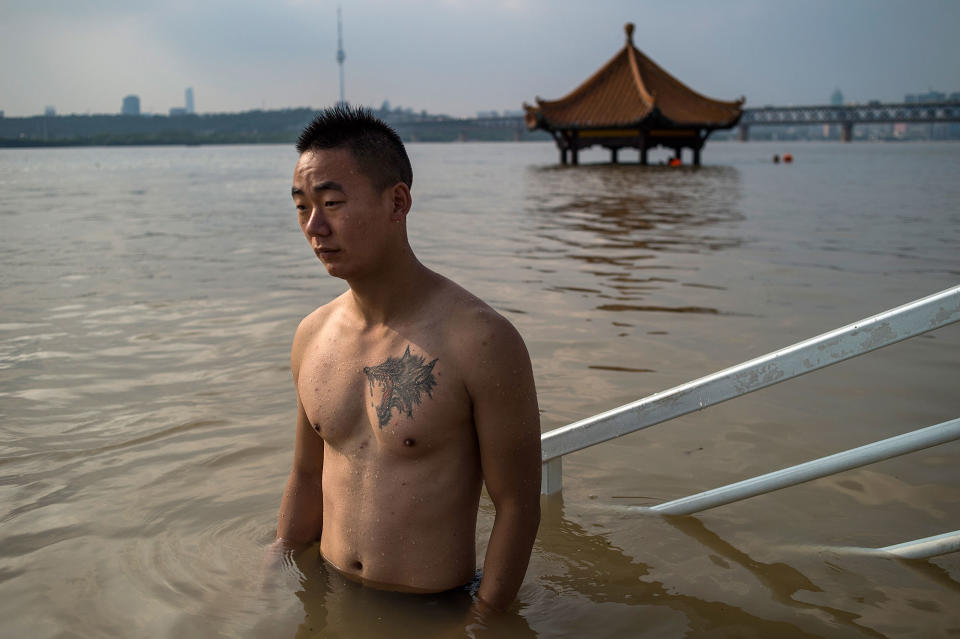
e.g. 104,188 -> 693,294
541,285 -> 960,495
639,417 -> 960,515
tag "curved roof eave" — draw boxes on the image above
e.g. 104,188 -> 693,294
524,24 -> 744,132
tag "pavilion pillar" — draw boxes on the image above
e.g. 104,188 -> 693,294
693,146 -> 701,166
610,148 -> 619,164
555,131 -> 570,165
571,130 -> 580,165
674,147 -> 682,161
640,145 -> 648,165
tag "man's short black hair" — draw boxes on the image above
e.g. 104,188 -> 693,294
296,104 -> 413,191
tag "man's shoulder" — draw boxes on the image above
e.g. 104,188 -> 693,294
291,293 -> 350,371
432,277 -> 539,435
434,276 -> 515,334
295,292 -> 350,337
433,277 -> 529,370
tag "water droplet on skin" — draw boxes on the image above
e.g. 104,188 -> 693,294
404,438 -> 415,447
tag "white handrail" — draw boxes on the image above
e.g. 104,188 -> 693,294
812,530 -> 960,560
637,417 -> 960,515
878,530 -> 960,559
541,285 -> 960,495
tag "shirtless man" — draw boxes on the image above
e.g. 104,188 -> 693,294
267,105 -> 541,615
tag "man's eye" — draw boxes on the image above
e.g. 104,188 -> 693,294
325,200 -> 344,207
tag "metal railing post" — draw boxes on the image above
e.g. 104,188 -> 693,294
541,457 -> 562,495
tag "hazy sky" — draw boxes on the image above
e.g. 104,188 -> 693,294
1,0 -> 958,118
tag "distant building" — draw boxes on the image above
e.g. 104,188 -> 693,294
477,110 -> 500,118
169,107 -> 187,117
0,110 -> 4,119
122,95 -> 141,116
824,88 -> 844,138
905,91 -> 947,103
44,106 -> 56,117
185,87 -> 194,114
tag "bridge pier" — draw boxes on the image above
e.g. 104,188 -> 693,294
738,125 -> 749,142
841,122 -> 854,142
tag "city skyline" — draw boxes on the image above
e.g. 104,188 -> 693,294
1,0 -> 959,118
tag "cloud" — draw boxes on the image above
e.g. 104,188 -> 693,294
1,0 -> 958,117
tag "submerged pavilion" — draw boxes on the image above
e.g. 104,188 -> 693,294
524,23 -> 744,166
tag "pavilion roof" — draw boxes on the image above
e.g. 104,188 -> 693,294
524,24 -> 744,131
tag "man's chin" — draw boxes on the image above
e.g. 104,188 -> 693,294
319,262 -> 350,280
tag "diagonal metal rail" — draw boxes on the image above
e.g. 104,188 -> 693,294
637,417 -> 960,515
541,285 -> 960,495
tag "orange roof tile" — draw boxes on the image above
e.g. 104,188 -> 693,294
525,23 -> 744,131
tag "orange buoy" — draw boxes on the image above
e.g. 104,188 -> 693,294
783,153 -> 793,163
668,157 -> 682,167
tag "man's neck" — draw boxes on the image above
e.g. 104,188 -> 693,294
345,251 -> 438,327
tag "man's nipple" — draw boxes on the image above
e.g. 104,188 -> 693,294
403,438 -> 415,447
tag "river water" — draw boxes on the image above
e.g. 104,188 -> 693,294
1,141 -> 958,638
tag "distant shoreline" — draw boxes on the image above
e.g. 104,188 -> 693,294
5,136 -> 956,149
0,108 -> 550,147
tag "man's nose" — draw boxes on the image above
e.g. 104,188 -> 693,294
305,208 -> 331,236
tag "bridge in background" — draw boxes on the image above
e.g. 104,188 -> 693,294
393,101 -> 960,144
388,115 -> 532,142
738,101 -> 960,141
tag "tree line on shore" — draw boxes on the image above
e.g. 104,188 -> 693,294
0,108 -> 547,147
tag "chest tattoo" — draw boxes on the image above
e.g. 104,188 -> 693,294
363,345 -> 439,428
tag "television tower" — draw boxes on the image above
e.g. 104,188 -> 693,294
336,6 -> 346,105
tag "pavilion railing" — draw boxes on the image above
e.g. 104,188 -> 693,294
539,285 -> 960,557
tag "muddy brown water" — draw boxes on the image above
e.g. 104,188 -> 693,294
1,141 -> 958,637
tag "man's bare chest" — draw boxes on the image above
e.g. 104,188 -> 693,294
297,334 -> 471,452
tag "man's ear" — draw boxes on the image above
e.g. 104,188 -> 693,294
389,182 -> 412,221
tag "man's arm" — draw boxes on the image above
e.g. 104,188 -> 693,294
271,397 -> 324,548
467,314 -> 542,611
268,319 -> 325,557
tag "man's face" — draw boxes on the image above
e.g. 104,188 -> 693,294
292,147 -> 394,280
